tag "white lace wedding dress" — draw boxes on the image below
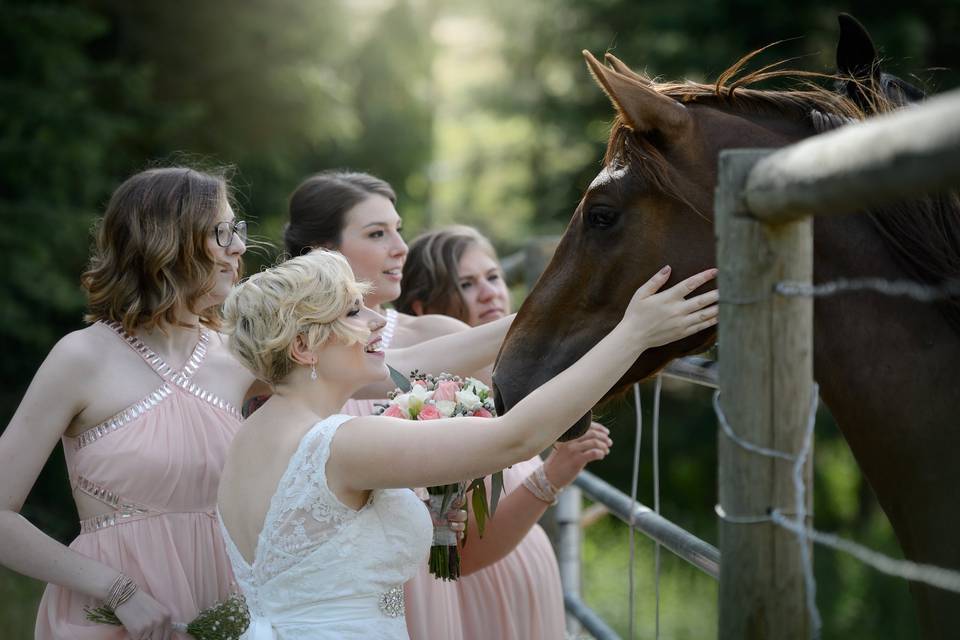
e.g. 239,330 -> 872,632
219,414 -> 433,639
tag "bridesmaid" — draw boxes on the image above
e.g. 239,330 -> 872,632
397,225 -> 611,640
2,167 -> 247,640
0,167 -> 520,639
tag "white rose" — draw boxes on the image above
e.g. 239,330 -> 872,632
463,377 -> 490,396
435,400 -> 457,417
456,388 -> 482,411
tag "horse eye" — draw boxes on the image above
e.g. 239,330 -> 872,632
586,206 -> 619,230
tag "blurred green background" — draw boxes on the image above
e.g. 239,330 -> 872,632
2,0 -> 957,637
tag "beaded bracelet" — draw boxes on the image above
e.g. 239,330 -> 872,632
104,573 -> 139,611
523,464 -> 561,505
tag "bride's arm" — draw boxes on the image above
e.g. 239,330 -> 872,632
330,268 -> 718,491
352,313 -> 515,398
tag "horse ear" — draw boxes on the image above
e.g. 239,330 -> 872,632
836,13 -> 880,82
584,50 -> 690,138
603,52 -> 649,85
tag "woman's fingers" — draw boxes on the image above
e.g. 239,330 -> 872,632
446,508 -> 468,523
683,314 -> 719,337
567,436 -> 611,457
664,268 -> 718,300
634,265 -> 673,299
683,289 -> 719,312
690,305 -> 719,324
585,448 -> 607,462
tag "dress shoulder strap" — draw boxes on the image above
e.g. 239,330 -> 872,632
382,309 -> 399,349
253,414 -> 356,579
99,320 -> 209,383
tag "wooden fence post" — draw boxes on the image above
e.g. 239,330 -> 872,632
715,149 -> 814,639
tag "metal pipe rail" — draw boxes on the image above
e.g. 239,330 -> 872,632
744,87 -> 960,223
661,356 -> 718,388
564,592 -> 623,640
574,470 -> 720,579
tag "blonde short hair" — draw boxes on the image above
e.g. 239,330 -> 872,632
222,250 -> 371,385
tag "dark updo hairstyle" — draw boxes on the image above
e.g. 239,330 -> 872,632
82,166 -> 234,333
394,225 -> 498,323
284,170 -> 396,256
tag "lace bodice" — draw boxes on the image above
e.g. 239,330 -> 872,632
219,414 -> 432,639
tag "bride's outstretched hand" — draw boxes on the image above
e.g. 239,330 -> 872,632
623,266 -> 719,349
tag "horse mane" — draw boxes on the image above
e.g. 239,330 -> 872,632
605,47 -> 960,333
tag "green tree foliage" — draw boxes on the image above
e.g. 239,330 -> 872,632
0,0 -> 159,540
335,0 -> 437,229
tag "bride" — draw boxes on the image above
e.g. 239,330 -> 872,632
216,250 -> 717,639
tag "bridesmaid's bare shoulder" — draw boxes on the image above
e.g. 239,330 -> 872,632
392,311 -> 469,347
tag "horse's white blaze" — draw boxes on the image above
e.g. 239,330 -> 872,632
589,165 -> 628,190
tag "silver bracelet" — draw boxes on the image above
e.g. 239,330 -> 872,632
104,573 -> 139,611
523,464 -> 561,505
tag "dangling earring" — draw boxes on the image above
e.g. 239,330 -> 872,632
310,363 -> 318,381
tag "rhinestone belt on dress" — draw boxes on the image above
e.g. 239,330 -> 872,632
378,586 -> 405,618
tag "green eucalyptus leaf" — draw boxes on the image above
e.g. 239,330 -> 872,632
387,364 -> 413,392
490,470 -> 505,515
472,483 -> 489,537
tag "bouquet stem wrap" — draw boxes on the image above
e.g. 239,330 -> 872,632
427,484 -> 466,580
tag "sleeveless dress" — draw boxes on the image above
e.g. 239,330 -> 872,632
218,414 -> 432,639
339,309 -> 566,639
35,321 -> 243,639
455,459 -> 566,640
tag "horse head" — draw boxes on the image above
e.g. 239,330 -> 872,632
494,51 -> 831,439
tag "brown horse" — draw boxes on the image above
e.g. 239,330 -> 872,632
492,39 -> 960,640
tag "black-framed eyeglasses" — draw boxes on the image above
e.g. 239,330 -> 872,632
215,220 -> 247,248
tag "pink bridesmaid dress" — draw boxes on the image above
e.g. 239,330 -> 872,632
455,458 -> 566,640
342,309 -> 566,640
35,321 -> 242,639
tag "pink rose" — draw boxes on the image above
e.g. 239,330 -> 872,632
383,403 -> 407,419
418,404 -> 442,420
472,408 -> 493,418
432,380 -> 460,403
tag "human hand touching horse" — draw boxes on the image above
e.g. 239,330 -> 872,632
620,266 -> 719,352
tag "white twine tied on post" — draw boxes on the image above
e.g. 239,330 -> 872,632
713,383 -> 822,640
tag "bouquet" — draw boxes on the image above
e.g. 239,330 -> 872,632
85,592 -> 250,639
377,366 -> 504,580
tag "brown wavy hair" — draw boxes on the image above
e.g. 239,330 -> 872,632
82,167 -> 235,332
394,225 -> 498,323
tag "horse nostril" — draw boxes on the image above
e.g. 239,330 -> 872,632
493,384 -> 506,416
